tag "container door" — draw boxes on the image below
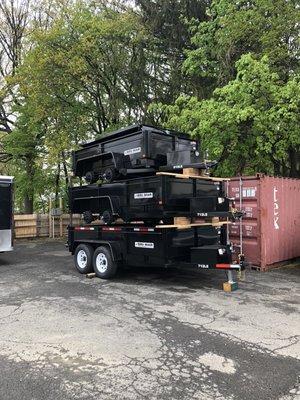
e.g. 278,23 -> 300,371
228,178 -> 261,267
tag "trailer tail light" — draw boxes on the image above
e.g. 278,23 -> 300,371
216,263 -> 231,269
102,227 -> 122,232
74,227 -> 95,231
216,263 -> 239,270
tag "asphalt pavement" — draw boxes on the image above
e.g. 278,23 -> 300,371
0,239 -> 299,400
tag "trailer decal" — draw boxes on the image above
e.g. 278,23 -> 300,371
198,264 -> 209,269
135,242 -> 154,249
124,147 -> 141,156
134,192 -> 153,199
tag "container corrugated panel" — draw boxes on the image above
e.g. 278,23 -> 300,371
228,175 -> 300,270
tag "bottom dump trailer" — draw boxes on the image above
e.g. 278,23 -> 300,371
67,224 -> 244,281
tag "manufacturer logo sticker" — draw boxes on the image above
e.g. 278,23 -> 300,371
135,242 -> 154,249
134,192 -> 153,199
124,147 -> 141,156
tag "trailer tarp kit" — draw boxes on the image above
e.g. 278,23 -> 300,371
228,175 -> 300,271
68,124 -> 243,287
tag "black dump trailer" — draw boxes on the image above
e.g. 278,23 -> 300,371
69,123 -> 244,288
72,124 -> 210,183
70,174 -> 231,224
0,176 -> 14,253
67,223 -> 243,279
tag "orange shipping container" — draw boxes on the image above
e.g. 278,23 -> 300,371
228,175 -> 300,271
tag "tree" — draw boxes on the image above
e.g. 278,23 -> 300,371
184,0 -> 300,92
0,0 -> 29,139
160,55 -> 300,177
136,0 -> 210,105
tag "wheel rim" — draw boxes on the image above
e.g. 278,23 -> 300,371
96,253 -> 108,273
77,250 -> 88,269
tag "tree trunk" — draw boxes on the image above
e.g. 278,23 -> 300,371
54,162 -> 61,207
24,194 -> 33,214
61,151 -> 69,188
288,148 -> 300,178
23,156 -> 34,213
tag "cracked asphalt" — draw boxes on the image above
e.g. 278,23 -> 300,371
0,239 -> 299,400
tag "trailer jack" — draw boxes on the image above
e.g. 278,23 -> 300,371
223,270 -> 239,292
222,261 -> 245,292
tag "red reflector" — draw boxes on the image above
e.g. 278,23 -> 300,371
102,227 -> 121,232
139,227 -> 149,232
216,263 -> 231,269
134,227 -> 155,232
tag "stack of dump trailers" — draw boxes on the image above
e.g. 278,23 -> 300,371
68,124 -> 244,289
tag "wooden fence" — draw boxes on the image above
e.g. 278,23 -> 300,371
14,214 -> 82,239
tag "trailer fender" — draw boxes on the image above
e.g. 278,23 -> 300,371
94,241 -> 123,262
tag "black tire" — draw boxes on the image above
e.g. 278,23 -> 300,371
162,217 -> 174,225
143,219 -> 161,226
85,171 -> 97,184
74,244 -> 94,274
93,246 -> 117,279
102,210 -> 114,224
103,167 -> 117,183
83,210 -> 94,224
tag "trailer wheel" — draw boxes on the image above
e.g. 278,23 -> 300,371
85,171 -> 97,184
93,246 -> 117,279
83,211 -> 94,224
103,167 -> 117,183
102,210 -> 114,225
74,244 -> 94,274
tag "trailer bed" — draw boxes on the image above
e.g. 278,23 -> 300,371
67,224 -> 242,280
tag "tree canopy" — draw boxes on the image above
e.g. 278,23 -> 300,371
0,0 -> 299,213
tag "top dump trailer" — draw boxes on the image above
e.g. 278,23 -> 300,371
72,124 -> 210,183
0,176 -> 14,253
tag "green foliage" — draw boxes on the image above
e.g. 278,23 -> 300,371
162,55 -> 300,177
185,0 -> 300,91
1,0 -> 300,212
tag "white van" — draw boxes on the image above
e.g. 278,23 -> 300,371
0,176 -> 13,252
